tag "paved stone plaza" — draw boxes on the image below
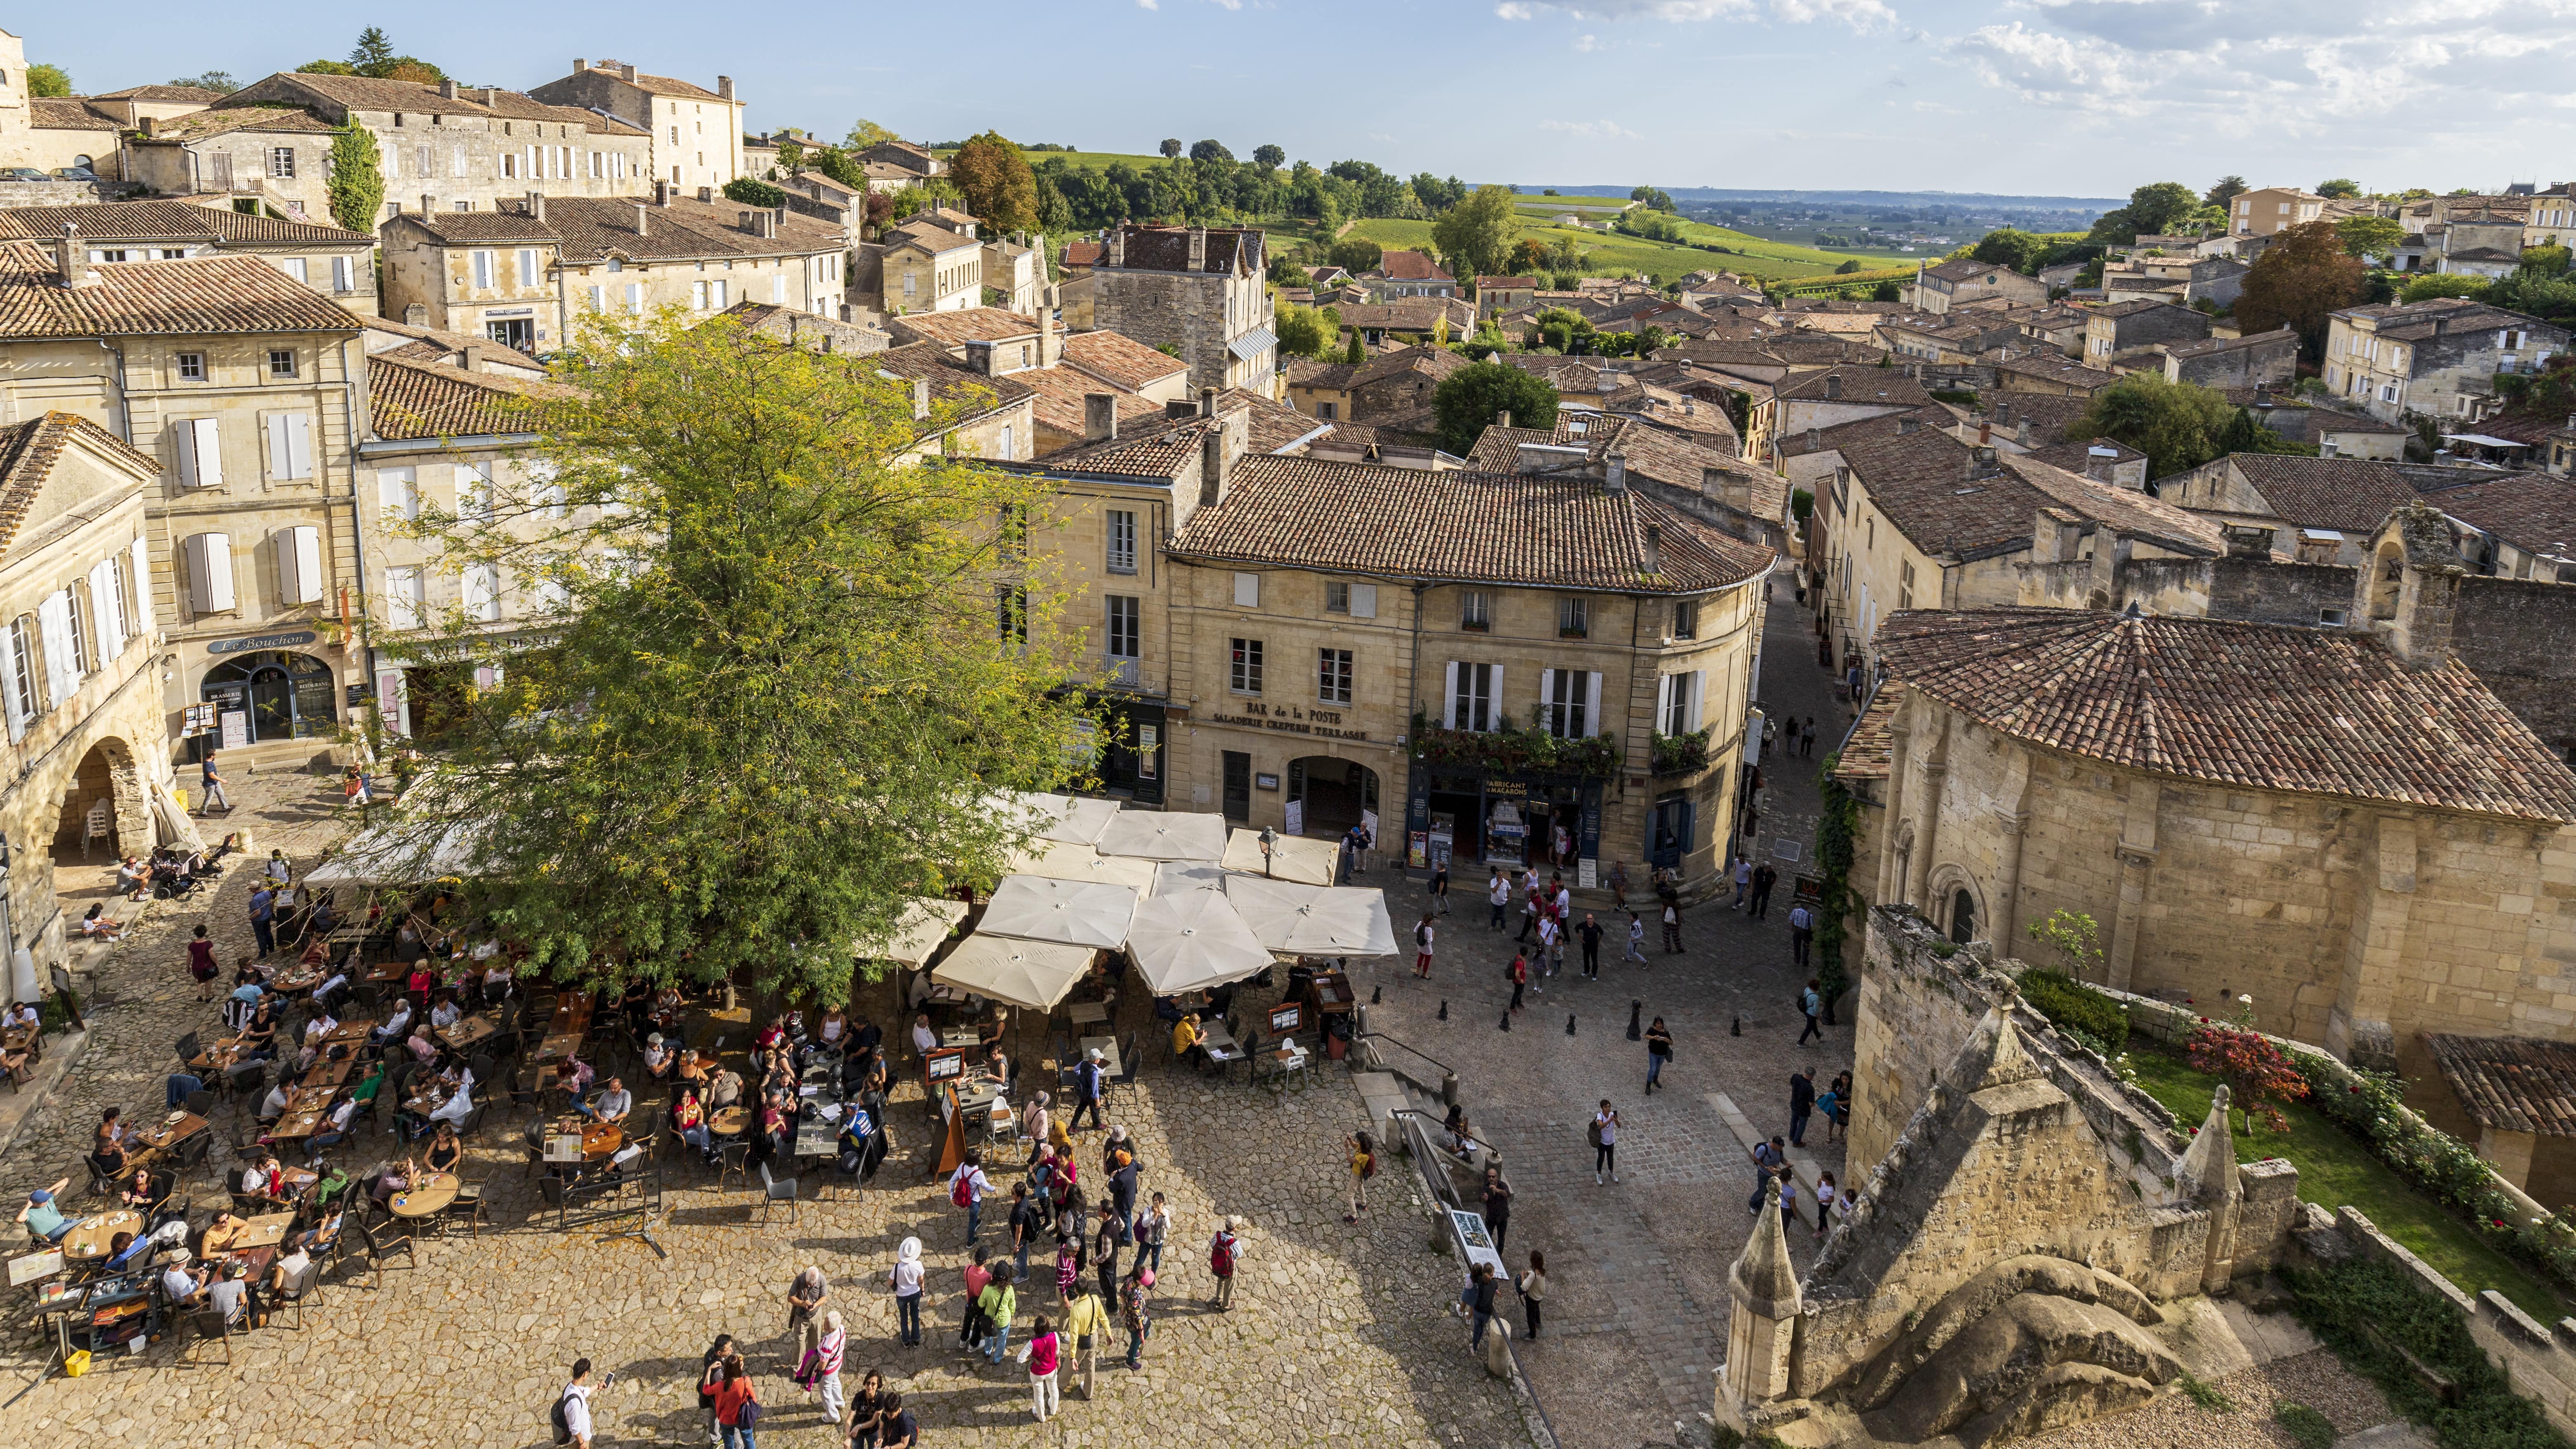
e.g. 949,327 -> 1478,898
0,776 -> 1527,1448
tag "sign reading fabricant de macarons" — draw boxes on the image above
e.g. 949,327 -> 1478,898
206,631 -> 319,656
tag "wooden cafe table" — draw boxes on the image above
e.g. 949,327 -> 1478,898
132,1111 -> 209,1160
389,1172 -> 460,1220
59,1210 -> 142,1264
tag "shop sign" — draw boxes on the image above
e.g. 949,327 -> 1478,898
206,630 -> 318,656
1204,700 -> 1371,742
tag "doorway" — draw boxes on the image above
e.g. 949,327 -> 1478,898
486,317 -> 537,353
1287,757 -> 1378,838
1649,794 -> 1694,870
1949,888 -> 1977,945
1222,751 -> 1251,823
199,651 -> 338,743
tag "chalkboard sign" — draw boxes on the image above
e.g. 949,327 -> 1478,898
925,1049 -> 965,1083
1268,1002 -> 1304,1036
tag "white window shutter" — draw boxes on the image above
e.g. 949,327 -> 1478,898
1350,583 -> 1377,618
37,591 -> 70,707
1585,672 -> 1604,735
1233,572 -> 1259,608
1488,667 -> 1502,728
379,467 -> 418,520
1538,669 -> 1554,730
176,417 -> 222,488
184,532 -> 234,614
128,536 -> 152,633
277,526 -> 323,605
1686,670 -> 1705,732
1442,661 -> 1459,729
87,560 -> 123,660
1657,675 -> 1675,732
286,414 -> 312,479
0,627 -> 24,739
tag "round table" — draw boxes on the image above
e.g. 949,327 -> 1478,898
709,1106 -> 749,1137
60,1209 -> 142,1262
388,1172 -> 459,1219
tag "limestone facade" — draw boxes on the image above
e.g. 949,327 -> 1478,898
1089,225 -> 1277,396
526,59 -> 743,195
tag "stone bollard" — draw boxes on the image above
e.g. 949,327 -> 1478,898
1440,1071 -> 1460,1108
1478,1312 -> 1514,1378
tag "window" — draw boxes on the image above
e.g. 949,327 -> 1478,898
994,585 -> 1029,645
710,279 -> 727,308
275,525 -> 323,604
1106,596 -> 1140,662
453,144 -> 467,178
1106,509 -> 1137,574
1542,668 -> 1597,738
464,562 -> 501,622
385,568 -> 424,629
1445,661 -> 1497,732
501,153 -> 517,180
182,532 -> 234,613
331,255 -> 353,292
63,589 -> 88,676
1231,572 -> 1260,608
1460,590 -> 1491,631
173,417 -> 223,489
268,147 -> 295,178
263,412 -> 313,480
1658,671 -> 1705,736
1672,598 -> 1698,639
589,284 -> 605,311
692,280 -> 708,310
471,251 -> 494,289
516,249 -> 541,287
1898,560 -> 1915,612
379,466 -> 419,521
1325,582 -> 1350,614
176,352 -> 205,381
2,616 -> 33,731
415,143 -> 431,176
1229,637 -> 1264,694
459,464 -> 495,521
277,256 -> 308,283
1557,596 -> 1588,638
1318,648 -> 1353,704
1316,401 -> 1336,421
267,350 -> 297,378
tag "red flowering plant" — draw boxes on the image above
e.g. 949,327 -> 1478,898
2186,1020 -> 2311,1132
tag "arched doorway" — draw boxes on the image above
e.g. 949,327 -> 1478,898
199,651 -> 338,744
1949,887 -> 1977,945
1287,757 -> 1378,839
51,738 -> 149,864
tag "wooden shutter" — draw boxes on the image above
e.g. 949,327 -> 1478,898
277,526 -> 323,605
128,536 -> 153,633
1686,670 -> 1705,732
1350,584 -> 1376,619
184,532 -> 234,614
1538,669 -> 1555,734
36,591 -> 71,706
1442,661 -> 1458,729
87,560 -> 123,661
265,413 -> 312,480
1233,572 -> 1259,608
1487,667 -> 1502,731
1585,672 -> 1604,735
0,624 -> 24,739
176,417 -> 222,488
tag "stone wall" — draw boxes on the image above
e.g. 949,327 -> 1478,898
0,180 -> 141,208
2207,556 -> 2357,628
2451,575 -> 2576,755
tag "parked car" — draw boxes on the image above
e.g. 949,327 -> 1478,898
0,167 -> 53,182
49,166 -> 99,182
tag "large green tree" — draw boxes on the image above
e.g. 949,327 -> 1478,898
1275,303 -> 1339,360
1970,227 -> 2050,274
2335,214 -> 2406,262
2088,181 -> 2204,243
325,118 -> 385,234
1432,361 -> 1559,453
2204,175 -> 2248,210
2235,220 -> 2368,360
2316,178 -> 2362,199
25,63 -> 70,97
1431,184 -> 1521,283
372,311 -> 1090,1001
2069,372 -> 2235,481
948,131 -> 1039,233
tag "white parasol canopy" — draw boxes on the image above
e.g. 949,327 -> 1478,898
1096,812 -> 1229,863
1151,860 -> 1226,897
931,934 -> 1097,1011
1224,876 -> 1400,956
306,817 -> 489,885
1125,890 -> 1272,996
857,897 -> 970,966
1002,838 -> 1160,893
1220,827 -> 1339,887
1002,791 -> 1121,846
979,874 -> 1139,950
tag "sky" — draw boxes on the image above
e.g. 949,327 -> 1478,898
24,2 -> 2576,197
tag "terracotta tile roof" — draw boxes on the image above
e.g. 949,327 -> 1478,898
1171,456 -> 1774,595
362,315 -> 550,375
1478,276 -> 1537,289
1106,224 -> 1261,275
1978,393 -> 2092,447
227,71 -> 497,117
29,99 -> 121,131
1842,427 -> 2223,561
890,307 -> 1039,347
1773,409 -> 1948,459
2422,472 -> 2576,556
1878,608 -> 2576,821
1335,298 -> 1477,334
2333,298 -> 2561,347
402,196 -> 845,265
2423,1035 -> 2576,1136
1061,330 -> 1186,392
131,106 -> 337,141
0,412 -> 160,555
1776,365 -> 1936,408
1016,365 -> 1170,443
1062,240 -> 1103,268
2025,438 -> 2144,475
367,354 -> 558,440
1993,353 -> 2120,393
399,210 -> 560,244
867,341 -> 1036,438
2218,455 -> 2430,534
1832,680 -> 1905,783
625,70 -> 729,101
0,242 -> 362,337
0,201 -> 369,246
1225,389 -> 1331,455
1035,414 -> 1220,478
1923,258 -> 2024,283
1378,250 -> 1452,282
95,84 -> 227,102
886,220 -> 981,256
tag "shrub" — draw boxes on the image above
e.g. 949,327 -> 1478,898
2018,968 -> 2127,1044
2275,1403 -> 2335,1449
2178,1373 -> 2235,1412
2188,1020 -> 2311,1131
722,177 -> 787,209
2289,1259 -> 2573,1449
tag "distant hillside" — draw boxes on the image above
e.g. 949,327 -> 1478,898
1518,185 -> 2122,212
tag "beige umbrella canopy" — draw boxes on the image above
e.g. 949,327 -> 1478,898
1223,876 -> 1400,957
979,874 -> 1140,950
1151,861 -> 1226,897
997,791 -> 1122,846
1096,812 -> 1229,863
931,934 -> 1097,1011
1003,838 -> 1160,893
1125,890 -> 1272,996
1221,827 -> 1339,886
856,897 -> 970,967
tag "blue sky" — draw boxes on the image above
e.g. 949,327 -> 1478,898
28,3 -> 2576,196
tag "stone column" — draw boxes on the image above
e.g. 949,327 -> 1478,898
2325,814 -> 2414,1071
1719,1187 -> 1802,1424
2103,776 -> 2159,992
1992,747 -> 2036,953
1899,706 -> 1949,910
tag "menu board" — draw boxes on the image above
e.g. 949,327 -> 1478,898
925,1049 -> 965,1083
1268,1002 -> 1304,1036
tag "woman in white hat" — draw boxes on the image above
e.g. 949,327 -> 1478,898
887,1236 -> 926,1347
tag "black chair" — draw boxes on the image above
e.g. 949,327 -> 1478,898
181,1306 -> 238,1364
183,1088 -> 215,1118
174,1032 -> 202,1069
1110,1032 -> 1141,1104
80,1151 -> 120,1198
456,1103 -> 488,1140
178,1131 -> 214,1169
348,1216 -> 415,1290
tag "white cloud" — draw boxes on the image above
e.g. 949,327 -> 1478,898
1497,0 -> 1895,24
1495,2 -> 1537,16
1136,0 -> 1158,8
1771,0 -> 1896,28
1541,117 -> 1646,138
1574,32 -> 1603,49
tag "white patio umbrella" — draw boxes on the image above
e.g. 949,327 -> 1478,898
306,817 -> 490,885
1096,812 -> 1229,863
1224,876 -> 1401,957
1002,839 -> 1160,893
856,897 -> 969,967
1151,861 -> 1226,897
1221,827 -> 1339,886
999,791 -> 1121,846
1126,890 -> 1272,996
931,934 -> 1098,1011
979,874 -> 1139,950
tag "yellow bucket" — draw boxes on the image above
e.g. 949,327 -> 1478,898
63,1348 -> 91,1377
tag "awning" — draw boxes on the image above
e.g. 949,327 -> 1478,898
1002,839 -> 1160,893
857,897 -> 969,967
932,935 -> 1097,1011
1152,861 -> 1226,897
1223,876 -> 1399,957
1125,891 -> 1272,996
978,874 -> 1139,950
1221,827 -> 1338,887
1096,812 -> 1229,863
1228,325 -> 1278,362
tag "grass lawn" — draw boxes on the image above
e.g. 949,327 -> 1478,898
2124,1042 -> 2566,1319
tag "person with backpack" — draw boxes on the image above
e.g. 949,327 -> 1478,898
1346,1131 -> 1377,1223
1798,978 -> 1825,1045
1412,914 -> 1436,979
696,1335 -> 736,1445
1209,1215 -> 1243,1311
958,1244 -> 994,1350
554,1357 -> 609,1449
950,1148 -> 993,1244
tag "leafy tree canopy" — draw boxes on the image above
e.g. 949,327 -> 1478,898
2087,181 -> 2203,243
1432,361 -> 1560,454
722,176 -> 786,209
2315,178 -> 2362,199
2335,215 -> 2406,262
949,131 -> 1040,234
1969,227 -> 2051,274
2204,175 -> 2248,208
170,69 -> 239,90
24,63 -> 70,97
1252,144 -> 1286,170
845,119 -> 898,150
1158,138 -> 1182,159
1325,236 -> 1383,274
2070,372 -> 2236,481
2235,221 -> 2367,360
324,118 -> 385,235
1630,186 -> 1676,212
1188,139 -> 1233,164
1274,303 -> 1339,360
2398,272 -> 2487,305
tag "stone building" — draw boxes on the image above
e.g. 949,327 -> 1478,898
528,60 -> 743,194
1744,364 -> 1936,464
0,29 -> 129,175
0,239 -> 372,766
118,107 -> 342,215
0,412 -> 190,1010
2081,299 -> 2209,362
2159,328 -> 2297,390
2323,298 -> 2567,425
1088,224 -> 1277,396
2159,453 -> 2438,567
379,191 -> 849,351
0,202 -> 376,307
1907,258 -> 2047,315
194,73 -> 656,222
862,218 -> 983,315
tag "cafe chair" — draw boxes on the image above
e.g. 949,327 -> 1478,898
174,1031 -> 201,1069
178,1132 -> 214,1170
714,1139 -> 751,1194
756,1160 -> 800,1226
183,1088 -> 215,1118
348,1216 -> 416,1291
456,1103 -> 489,1140
1110,1032 -> 1141,1103
272,1254 -> 325,1329
181,1306 -> 239,1365
80,1151 -> 120,1199
443,1176 -> 490,1237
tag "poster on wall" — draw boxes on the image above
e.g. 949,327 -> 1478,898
1408,830 -> 1428,869
1360,809 -> 1379,845
1283,800 -> 1304,836
219,711 -> 249,750
1578,857 -> 1597,890
181,704 -> 216,737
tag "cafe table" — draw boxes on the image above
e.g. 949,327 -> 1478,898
1078,1035 -> 1123,1080
1065,999 -> 1111,1028
233,1212 -> 296,1250
709,1106 -> 751,1138
389,1172 -> 460,1220
133,1111 -> 209,1158
364,956 -> 411,986
438,1013 -> 500,1053
324,1018 -> 373,1045
938,1026 -> 982,1050
532,1031 -> 583,1065
269,966 -> 324,996
1198,1020 -> 1246,1083
59,1210 -> 142,1263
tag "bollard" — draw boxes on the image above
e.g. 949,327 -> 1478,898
1440,1071 -> 1460,1108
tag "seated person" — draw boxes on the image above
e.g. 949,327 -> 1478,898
16,1179 -> 74,1243
200,1208 -> 249,1256
1173,1012 -> 1209,1071
256,1074 -> 297,1127
587,1076 -> 634,1127
423,1121 -> 464,1175
640,1032 -> 675,1082
753,1018 -> 787,1054
403,961 -> 436,1004
653,985 -> 686,1032
405,1023 -> 440,1065
852,1013 -> 882,1058
302,1011 -> 338,1047
306,1090 -> 358,1162
370,1156 -> 417,1207
94,1107 -> 130,1176
978,1009 -> 1010,1054
759,1098 -> 791,1161
980,1044 -> 1011,1087
121,1165 -> 171,1218
676,1047 -> 712,1090
77,902 -> 122,940
706,1066 -> 744,1111
814,1005 -> 848,1051
428,992 -> 463,1031
311,963 -> 348,1011
115,855 -> 146,901
370,999 -> 415,1048
779,1007 -> 805,1043
205,1258 -> 260,1327
423,1067 -> 476,1134
3,999 -> 37,1034
309,895 -> 342,935
909,1013 -> 937,1060
160,1248 -> 211,1309
670,1088 -> 714,1160
556,1052 -> 595,1099
239,1002 -> 279,1058
260,1245 -> 316,1324
105,1229 -> 152,1272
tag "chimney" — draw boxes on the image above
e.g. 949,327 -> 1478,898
2016,419 -> 2031,447
439,77 -> 458,100
761,210 -> 778,239
1199,424 -> 1229,507
633,203 -> 649,237
138,115 -> 156,138
419,194 -> 432,216
1643,523 -> 1662,573
1977,420 -> 1991,447
1805,427 -> 1820,452
964,340 -> 995,376
1605,451 -> 1627,493
1084,393 -> 1118,444
483,88 -> 497,107
52,224 -> 87,289
1495,409 -> 1512,429
2221,524 -> 2272,560
573,58 -> 585,73
1896,415 -> 1920,435
404,303 -> 427,325
618,63 -> 637,83
460,344 -> 483,374
1967,445 -> 2000,480
1187,227 -> 1207,272
655,180 -> 672,207
1198,386 -> 1217,418
1823,372 -> 1842,399
526,191 -> 545,223
912,378 -> 931,422
696,186 -> 714,204
717,76 -> 736,101
1040,285 -> 1059,367
1108,227 -> 1126,268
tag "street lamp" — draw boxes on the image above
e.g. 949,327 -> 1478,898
1258,826 -> 1276,878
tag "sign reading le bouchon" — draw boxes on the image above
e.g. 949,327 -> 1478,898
207,631 -> 320,656
1205,701 -> 1370,742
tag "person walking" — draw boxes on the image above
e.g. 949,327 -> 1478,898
1750,862 -> 1777,919
1516,1251 -> 1547,1341
1480,1164 -> 1513,1252
958,1245 -> 994,1351
1065,1281 -> 1110,1399
249,881 -> 277,959
1747,1136 -> 1785,1214
1136,1191 -> 1170,1274
1788,902 -> 1814,969
888,1236 -> 925,1347
1576,912 -> 1603,980
559,1358 -> 604,1449
1626,911 -> 1648,965
1814,1172 -> 1841,1237
1645,1016 -> 1674,1093
1543,914 -> 1567,980
1661,898 -> 1683,954
1802,716 -> 1818,758
199,751 -> 230,815
1789,1068 -> 1816,1148
1466,1262 -> 1501,1347
1517,871 -> 1541,943
1121,1264 -> 1154,1369
1827,1071 -> 1852,1141
697,1335 -> 737,1446
1208,1216 -> 1243,1311
976,1265 -> 1018,1364
1429,861 -> 1450,915
1413,913 -> 1436,980
712,1358 -> 758,1449
1608,859 -> 1630,912
186,924 -> 219,1002
1590,1099 -> 1619,1185
1506,949 -> 1529,1013
786,1264 -> 829,1372
1008,1184 -> 1040,1283
1487,867 -> 1508,930
799,1310 -> 848,1425
1775,1167 -> 1803,1230
1730,855 -> 1752,911
1014,1314 -> 1062,1423
1070,1049 -> 1106,1133
1798,979 -> 1825,1046
1346,1131 -> 1376,1223
951,1151 -> 994,1244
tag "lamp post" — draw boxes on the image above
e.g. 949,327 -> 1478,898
1258,826 -> 1276,878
